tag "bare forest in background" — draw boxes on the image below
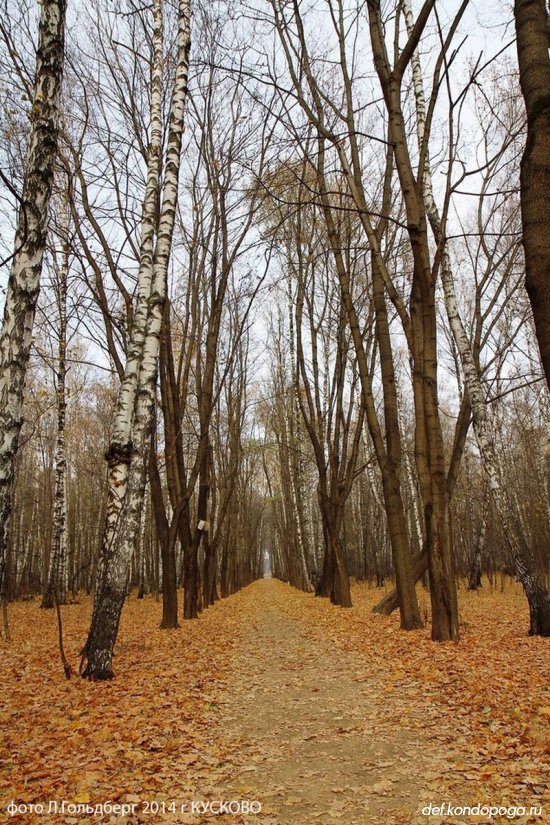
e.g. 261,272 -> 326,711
0,0 -> 549,675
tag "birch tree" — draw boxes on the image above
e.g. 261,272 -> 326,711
0,0 -> 66,636
41,206 -> 70,608
80,0 -> 191,679
266,332 -> 314,592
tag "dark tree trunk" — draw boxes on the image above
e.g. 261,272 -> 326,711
317,496 -> 352,607
329,529 -> 352,608
202,535 -> 219,607
184,451 -> 211,619
515,0 -> 550,389
526,583 -> 550,636
160,536 -> 179,629
467,568 -> 482,591
513,549 -> 550,637
373,549 -> 428,616
316,521 -> 333,597
80,586 -> 125,680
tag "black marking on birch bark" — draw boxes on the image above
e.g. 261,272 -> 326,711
104,442 -> 134,466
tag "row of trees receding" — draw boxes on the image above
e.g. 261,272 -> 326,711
0,0 -> 549,675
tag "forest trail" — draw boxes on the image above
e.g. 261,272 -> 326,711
214,579 -> 446,824
207,580 -> 549,825
1,579 -> 549,825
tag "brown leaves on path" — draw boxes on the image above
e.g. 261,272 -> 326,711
219,580 -> 549,824
0,579 -> 549,824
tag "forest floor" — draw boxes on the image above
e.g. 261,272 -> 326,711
1,580 -> 549,825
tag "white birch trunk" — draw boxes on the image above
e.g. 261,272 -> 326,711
108,0 -> 191,602
42,230 -> 69,608
468,485 -> 489,590
286,275 -> 310,590
16,492 -> 38,592
82,0 -> 166,662
99,0 -> 165,560
404,0 -> 550,634
137,482 -> 148,596
395,382 -> 424,551
14,507 -> 26,591
0,0 -> 66,614
60,479 -> 69,595
281,395 -> 308,588
81,0 -> 191,678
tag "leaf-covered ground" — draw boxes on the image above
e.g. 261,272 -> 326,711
1,579 -> 549,824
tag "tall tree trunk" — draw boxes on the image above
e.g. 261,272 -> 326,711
282,389 -> 310,592
202,443 -> 218,607
392,1 -> 461,641
184,454 -> 209,620
137,489 -> 148,599
374,392 -> 472,614
81,0 -> 191,678
514,0 -> 550,389
0,0 -> 66,630
410,275 -> 459,641
318,496 -> 352,608
468,488 -> 488,591
156,304 -> 186,625
286,274 -> 312,591
367,0 -> 459,641
81,0 -> 166,678
89,0 -> 165,580
149,444 -> 179,628
405,0 -> 550,635
319,197 -> 421,628
42,231 -> 69,608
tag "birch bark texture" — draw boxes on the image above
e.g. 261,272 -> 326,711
81,0 -> 191,679
0,0 -> 66,612
42,226 -> 70,609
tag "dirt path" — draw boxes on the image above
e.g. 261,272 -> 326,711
3,579 -> 547,825
213,579 -> 452,825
